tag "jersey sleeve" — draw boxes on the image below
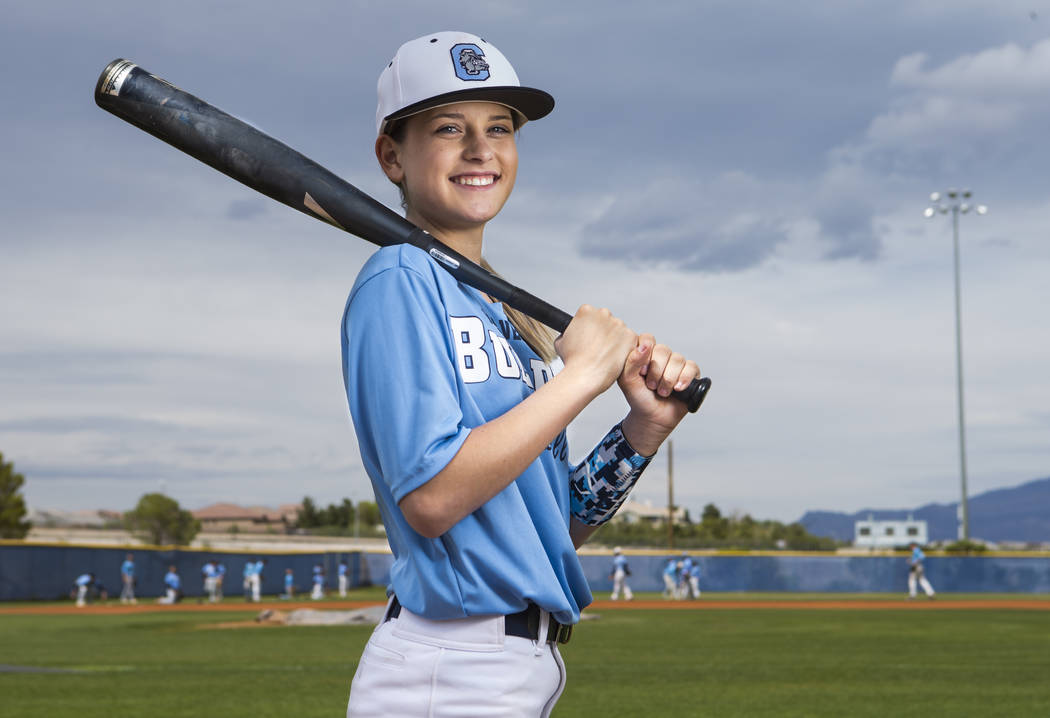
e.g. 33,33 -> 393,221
343,263 -> 471,503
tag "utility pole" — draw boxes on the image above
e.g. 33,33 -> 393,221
667,440 -> 675,549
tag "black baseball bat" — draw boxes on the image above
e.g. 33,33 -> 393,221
94,59 -> 711,412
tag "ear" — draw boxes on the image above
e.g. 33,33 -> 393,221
375,134 -> 405,184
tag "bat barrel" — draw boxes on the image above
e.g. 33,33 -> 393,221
94,59 -> 416,246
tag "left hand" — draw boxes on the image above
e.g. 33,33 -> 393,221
617,334 -> 700,453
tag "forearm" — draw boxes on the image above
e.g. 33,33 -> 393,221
569,518 -> 599,549
569,422 -> 654,530
620,410 -> 676,457
398,366 -> 602,538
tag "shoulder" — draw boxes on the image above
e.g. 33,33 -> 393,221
350,245 -> 443,296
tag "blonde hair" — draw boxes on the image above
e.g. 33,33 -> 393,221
479,258 -> 557,363
382,117 -> 558,365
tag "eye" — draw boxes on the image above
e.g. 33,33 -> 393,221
489,125 -> 512,135
436,124 -> 460,135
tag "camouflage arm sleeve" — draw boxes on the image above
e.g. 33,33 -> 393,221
569,423 -> 654,527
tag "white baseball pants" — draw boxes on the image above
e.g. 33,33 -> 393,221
347,601 -> 566,717
611,569 -> 633,600
909,567 -> 935,597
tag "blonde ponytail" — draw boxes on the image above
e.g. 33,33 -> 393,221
480,258 -> 558,364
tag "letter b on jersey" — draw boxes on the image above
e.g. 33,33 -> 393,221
450,316 -> 490,383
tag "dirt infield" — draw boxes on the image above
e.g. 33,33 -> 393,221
2,597 -> 1047,616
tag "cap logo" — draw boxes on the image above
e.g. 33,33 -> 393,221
450,43 -> 490,81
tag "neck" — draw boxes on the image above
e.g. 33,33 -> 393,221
406,210 -> 485,264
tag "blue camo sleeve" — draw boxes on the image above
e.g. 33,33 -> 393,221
343,264 -> 471,503
569,423 -> 653,526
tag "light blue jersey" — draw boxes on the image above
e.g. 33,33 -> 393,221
121,560 -> 134,578
911,546 -> 926,564
75,573 -> 92,586
164,571 -> 180,590
613,555 -> 628,572
203,563 -> 218,578
243,563 -> 256,579
342,245 -> 588,624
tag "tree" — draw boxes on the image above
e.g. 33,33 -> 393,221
0,452 -> 31,539
700,503 -> 729,540
297,496 -> 320,528
123,492 -> 200,545
357,500 -> 381,528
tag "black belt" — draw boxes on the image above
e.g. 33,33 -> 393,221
386,596 -> 572,645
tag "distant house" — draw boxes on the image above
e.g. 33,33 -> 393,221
26,508 -> 123,528
192,503 -> 301,534
854,514 -> 928,548
611,498 -> 688,526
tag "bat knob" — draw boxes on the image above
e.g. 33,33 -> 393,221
675,377 -> 712,413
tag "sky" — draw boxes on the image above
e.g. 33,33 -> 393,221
2,1 -> 1049,524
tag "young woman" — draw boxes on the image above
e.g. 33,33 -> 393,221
342,31 -> 701,717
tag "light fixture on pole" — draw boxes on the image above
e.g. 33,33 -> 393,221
923,188 -> 987,541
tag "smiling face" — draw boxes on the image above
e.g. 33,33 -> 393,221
376,101 -> 519,250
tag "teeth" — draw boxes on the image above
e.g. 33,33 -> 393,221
453,176 -> 495,186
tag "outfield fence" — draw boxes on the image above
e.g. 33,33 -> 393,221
0,542 -> 364,601
2,543 -> 1048,600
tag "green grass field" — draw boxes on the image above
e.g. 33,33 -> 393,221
2,594 -> 1048,717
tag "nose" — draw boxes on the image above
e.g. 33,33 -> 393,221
462,129 -> 494,162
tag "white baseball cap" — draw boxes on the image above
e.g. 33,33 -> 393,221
376,31 -> 555,136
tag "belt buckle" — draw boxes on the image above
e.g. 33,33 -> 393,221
547,620 -> 572,645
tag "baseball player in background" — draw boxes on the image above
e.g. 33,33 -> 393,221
251,559 -> 265,602
609,547 -> 633,601
73,572 -> 94,606
120,553 -> 136,604
338,560 -> 349,597
677,552 -> 693,600
342,31 -> 700,717
907,542 -> 936,599
311,566 -> 325,600
159,565 -> 181,604
203,560 -> 219,603
242,560 -> 254,601
662,557 -> 679,598
215,561 -> 226,601
688,560 -> 702,599
283,568 -> 295,600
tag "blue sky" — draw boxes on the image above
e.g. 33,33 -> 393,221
3,1 -> 1049,524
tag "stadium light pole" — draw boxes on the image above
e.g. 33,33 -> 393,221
923,189 -> 987,541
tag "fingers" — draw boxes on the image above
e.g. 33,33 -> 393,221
559,304 -> 639,392
643,343 -> 700,398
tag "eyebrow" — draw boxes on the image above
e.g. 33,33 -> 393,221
431,111 -> 514,122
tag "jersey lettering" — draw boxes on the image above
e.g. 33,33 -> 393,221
496,318 -> 522,342
548,430 -> 568,463
449,316 -> 490,383
530,358 -> 554,388
489,330 -> 534,388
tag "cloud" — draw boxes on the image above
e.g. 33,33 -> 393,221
578,173 -> 793,273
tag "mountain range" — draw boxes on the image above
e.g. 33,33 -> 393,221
799,476 -> 1050,544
